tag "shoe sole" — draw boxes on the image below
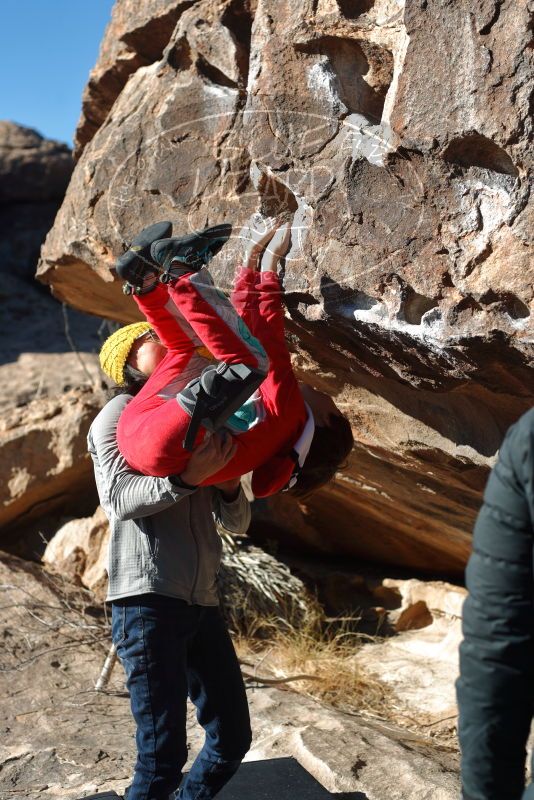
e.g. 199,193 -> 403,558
150,224 -> 232,277
116,221 -> 173,284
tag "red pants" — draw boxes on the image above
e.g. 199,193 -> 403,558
117,266 -> 306,495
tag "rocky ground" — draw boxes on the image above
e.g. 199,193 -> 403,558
0,551 -> 462,800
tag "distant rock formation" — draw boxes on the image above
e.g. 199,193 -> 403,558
37,0 -> 533,573
0,121 -> 72,280
0,123 -> 103,523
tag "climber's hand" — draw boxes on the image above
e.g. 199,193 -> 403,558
239,214 -> 281,270
180,431 -> 237,486
259,222 -> 291,272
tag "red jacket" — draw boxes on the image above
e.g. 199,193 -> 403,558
117,267 -> 307,497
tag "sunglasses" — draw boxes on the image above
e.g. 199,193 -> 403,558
135,329 -> 160,344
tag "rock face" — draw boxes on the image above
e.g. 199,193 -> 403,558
0,389 -> 102,531
38,0 -> 533,573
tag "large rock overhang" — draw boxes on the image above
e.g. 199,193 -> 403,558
37,0 -> 533,574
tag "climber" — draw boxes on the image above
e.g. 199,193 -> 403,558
99,214 -> 353,499
114,220 -> 267,454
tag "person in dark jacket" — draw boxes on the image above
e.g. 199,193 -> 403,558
457,407 -> 534,800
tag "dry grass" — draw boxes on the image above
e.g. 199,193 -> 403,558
218,533 -> 317,634
234,603 -> 390,719
218,533 -> 390,720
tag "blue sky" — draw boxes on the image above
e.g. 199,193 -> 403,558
1,0 -> 115,147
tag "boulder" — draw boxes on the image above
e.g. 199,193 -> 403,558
74,0 -> 196,159
353,578 -> 466,735
43,505 -> 110,596
37,0 -> 533,573
0,121 -> 72,204
0,121 -> 72,279
0,388 -> 102,531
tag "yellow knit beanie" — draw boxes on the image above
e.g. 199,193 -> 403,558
99,322 -> 153,385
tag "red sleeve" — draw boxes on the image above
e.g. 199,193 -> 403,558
132,284 -> 195,354
231,265 -> 261,332
254,270 -> 291,370
251,452 -> 296,498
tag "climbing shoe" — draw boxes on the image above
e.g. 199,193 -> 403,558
77,792 -> 123,799
116,220 -> 173,294
150,223 -> 232,283
178,361 -> 265,451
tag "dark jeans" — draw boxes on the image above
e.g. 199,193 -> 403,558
112,595 -> 252,800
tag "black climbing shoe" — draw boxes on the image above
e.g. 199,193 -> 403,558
178,361 -> 265,451
78,792 -> 123,799
116,221 -> 173,294
150,223 -> 232,283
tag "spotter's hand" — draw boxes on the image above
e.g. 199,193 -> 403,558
179,431 -> 237,486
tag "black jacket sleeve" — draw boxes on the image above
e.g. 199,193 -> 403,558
457,408 -> 534,800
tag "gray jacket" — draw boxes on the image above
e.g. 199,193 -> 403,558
87,394 -> 251,605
